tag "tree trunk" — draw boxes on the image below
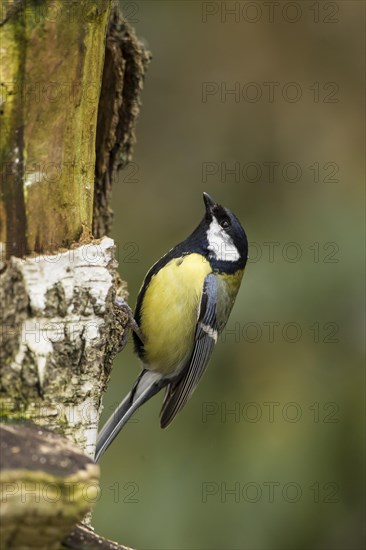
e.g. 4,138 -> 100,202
0,1 -> 149,548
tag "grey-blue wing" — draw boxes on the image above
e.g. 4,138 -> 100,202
160,273 -> 219,428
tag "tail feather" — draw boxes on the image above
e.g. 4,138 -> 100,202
95,370 -> 163,462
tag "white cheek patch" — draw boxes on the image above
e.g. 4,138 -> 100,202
206,217 -> 240,262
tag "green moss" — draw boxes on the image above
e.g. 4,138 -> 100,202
1,0 -> 111,255
0,400 -> 31,422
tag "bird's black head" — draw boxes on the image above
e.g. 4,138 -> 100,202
185,193 -> 248,272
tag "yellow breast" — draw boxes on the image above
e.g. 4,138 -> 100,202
139,253 -> 212,375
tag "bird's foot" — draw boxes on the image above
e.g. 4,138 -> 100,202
115,297 -> 144,351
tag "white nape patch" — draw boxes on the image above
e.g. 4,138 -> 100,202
201,323 -> 218,343
207,217 -> 240,262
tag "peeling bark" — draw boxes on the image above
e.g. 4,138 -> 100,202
94,7 -> 151,237
0,237 -> 127,458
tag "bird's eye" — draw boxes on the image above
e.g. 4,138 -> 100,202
220,218 -> 230,229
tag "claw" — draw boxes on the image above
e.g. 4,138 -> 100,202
115,297 -> 145,350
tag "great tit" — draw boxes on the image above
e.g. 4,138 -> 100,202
95,193 -> 248,462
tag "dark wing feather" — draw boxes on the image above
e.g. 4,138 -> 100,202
160,273 -> 219,428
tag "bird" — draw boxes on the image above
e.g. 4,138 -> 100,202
95,192 -> 248,462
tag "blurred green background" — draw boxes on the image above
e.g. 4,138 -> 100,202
93,2 -> 365,549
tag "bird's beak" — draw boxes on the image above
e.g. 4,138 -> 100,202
203,192 -> 216,213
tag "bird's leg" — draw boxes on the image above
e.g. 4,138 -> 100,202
115,297 -> 144,352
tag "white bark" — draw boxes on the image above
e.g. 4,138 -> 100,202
0,236 -> 127,459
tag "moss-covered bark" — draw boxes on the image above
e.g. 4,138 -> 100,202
0,423 -> 99,550
0,0 -> 111,257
